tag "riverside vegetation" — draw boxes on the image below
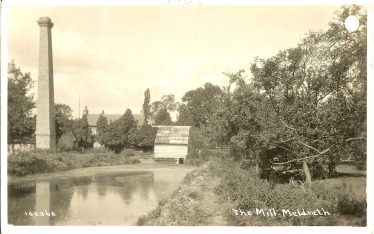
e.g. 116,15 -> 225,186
138,150 -> 366,226
8,149 -> 141,177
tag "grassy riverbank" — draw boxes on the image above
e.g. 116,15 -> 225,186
138,158 -> 366,226
8,149 -> 143,177
137,163 -> 230,226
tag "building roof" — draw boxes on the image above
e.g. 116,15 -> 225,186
154,126 -> 191,145
57,128 -> 77,149
87,114 -> 144,127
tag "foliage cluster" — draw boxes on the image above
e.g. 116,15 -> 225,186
96,109 -> 157,153
178,5 -> 367,181
8,62 -> 35,143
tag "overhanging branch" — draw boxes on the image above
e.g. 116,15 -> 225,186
273,148 -> 330,165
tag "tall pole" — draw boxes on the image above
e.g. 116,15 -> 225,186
78,93 -> 80,118
35,17 -> 56,150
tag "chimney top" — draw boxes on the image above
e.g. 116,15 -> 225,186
83,106 -> 89,116
37,17 -> 54,28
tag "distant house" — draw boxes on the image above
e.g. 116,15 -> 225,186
153,126 -> 191,164
82,106 -> 144,148
57,127 -> 77,151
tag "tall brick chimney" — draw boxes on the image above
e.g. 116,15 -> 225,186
35,17 -> 56,150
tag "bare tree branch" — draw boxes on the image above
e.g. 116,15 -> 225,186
298,141 -> 323,154
280,119 -> 324,154
273,148 -> 330,165
345,137 -> 366,142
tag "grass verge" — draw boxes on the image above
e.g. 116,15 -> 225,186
8,149 -> 140,177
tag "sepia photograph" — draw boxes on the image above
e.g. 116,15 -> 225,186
0,1 -> 370,231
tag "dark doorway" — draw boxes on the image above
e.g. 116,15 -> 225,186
179,158 -> 184,164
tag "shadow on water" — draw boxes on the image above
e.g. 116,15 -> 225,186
8,170 -> 184,225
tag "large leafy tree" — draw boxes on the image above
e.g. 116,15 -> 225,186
178,83 -> 224,127
118,109 -> 138,148
8,62 -> 35,143
103,121 -> 124,153
103,109 -> 138,153
250,5 -> 366,176
200,5 -> 366,183
136,125 -> 158,151
154,108 -> 172,125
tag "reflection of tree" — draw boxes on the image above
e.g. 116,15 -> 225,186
71,176 -> 92,186
8,183 -> 36,225
96,185 -> 107,198
137,174 -> 154,200
49,179 -> 75,225
115,172 -> 154,203
77,186 -> 89,200
73,176 -> 92,200
94,171 -> 155,203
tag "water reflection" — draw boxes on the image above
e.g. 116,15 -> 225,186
8,169 -> 188,225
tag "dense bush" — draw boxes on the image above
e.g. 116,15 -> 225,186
8,152 -> 54,176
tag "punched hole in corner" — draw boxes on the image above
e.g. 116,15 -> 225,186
344,15 -> 360,32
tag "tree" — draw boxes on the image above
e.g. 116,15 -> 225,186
143,88 -> 151,126
154,108 -> 172,125
8,62 -> 35,143
198,5 -> 366,184
96,114 -> 108,146
55,103 -> 73,140
103,109 -> 138,153
72,115 -> 93,150
104,121 -> 124,153
247,5 -> 367,180
161,94 -> 177,111
118,109 -> 137,147
176,103 -> 193,126
149,101 -> 164,120
135,125 -> 158,151
178,83 -> 224,127
149,94 -> 177,124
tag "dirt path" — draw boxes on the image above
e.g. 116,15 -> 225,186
199,174 -> 228,225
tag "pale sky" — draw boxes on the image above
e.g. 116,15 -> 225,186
8,5 -> 341,117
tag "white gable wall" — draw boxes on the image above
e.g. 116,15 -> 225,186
154,145 -> 188,159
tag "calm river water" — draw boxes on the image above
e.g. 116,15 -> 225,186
8,168 -> 192,225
